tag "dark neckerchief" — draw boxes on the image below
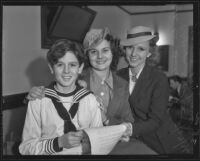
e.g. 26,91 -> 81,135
45,82 -> 92,133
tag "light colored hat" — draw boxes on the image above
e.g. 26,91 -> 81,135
83,27 -> 110,51
120,26 -> 156,46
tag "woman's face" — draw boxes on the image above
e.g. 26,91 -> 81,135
49,51 -> 83,93
88,40 -> 112,71
125,41 -> 151,70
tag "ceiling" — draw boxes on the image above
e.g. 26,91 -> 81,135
118,4 -> 193,15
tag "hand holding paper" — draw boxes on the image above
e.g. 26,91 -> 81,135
83,124 -> 127,155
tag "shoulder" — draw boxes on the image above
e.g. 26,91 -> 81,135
74,87 -> 95,102
116,67 -> 128,76
147,65 -> 168,82
81,68 -> 90,77
28,97 -> 52,109
79,92 -> 97,103
78,93 -> 100,111
112,70 -> 129,86
116,67 -> 129,82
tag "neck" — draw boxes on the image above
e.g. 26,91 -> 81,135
55,83 -> 76,94
130,63 -> 145,75
92,68 -> 110,81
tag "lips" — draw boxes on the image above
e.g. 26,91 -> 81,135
129,57 -> 138,62
62,76 -> 72,80
96,60 -> 106,65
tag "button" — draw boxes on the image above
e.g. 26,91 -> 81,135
100,92 -> 104,96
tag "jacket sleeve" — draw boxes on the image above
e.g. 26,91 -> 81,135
19,100 -> 62,155
108,98 -> 135,125
131,73 -> 170,137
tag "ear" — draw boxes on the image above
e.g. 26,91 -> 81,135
78,63 -> 84,74
48,64 -> 54,74
147,52 -> 152,58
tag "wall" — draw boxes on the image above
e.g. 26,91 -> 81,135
2,6 -> 53,96
89,6 -> 131,39
174,11 -> 193,77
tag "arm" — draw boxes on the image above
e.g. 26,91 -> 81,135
24,86 -> 45,103
108,99 -> 135,125
19,100 -> 82,155
131,74 -> 170,137
19,100 -> 62,155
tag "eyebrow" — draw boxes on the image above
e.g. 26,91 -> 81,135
57,59 -> 79,64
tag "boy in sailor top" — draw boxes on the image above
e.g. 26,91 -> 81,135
19,39 -> 103,155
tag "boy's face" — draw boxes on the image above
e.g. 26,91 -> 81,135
125,41 -> 151,70
88,40 -> 112,71
49,51 -> 83,92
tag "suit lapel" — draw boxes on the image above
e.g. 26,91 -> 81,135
130,64 -> 151,102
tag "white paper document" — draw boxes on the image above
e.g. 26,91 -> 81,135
84,124 -> 127,155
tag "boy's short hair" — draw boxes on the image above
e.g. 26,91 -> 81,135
47,39 -> 85,66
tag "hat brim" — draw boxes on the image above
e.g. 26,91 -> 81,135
120,35 -> 156,46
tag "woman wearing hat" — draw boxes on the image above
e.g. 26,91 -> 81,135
117,26 -> 191,154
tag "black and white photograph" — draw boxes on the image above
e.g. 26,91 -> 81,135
1,1 -> 199,160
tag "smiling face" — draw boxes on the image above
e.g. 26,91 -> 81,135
87,40 -> 112,72
125,41 -> 151,71
49,51 -> 83,93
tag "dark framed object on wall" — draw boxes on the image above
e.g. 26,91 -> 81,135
158,45 -> 169,72
41,6 -> 96,49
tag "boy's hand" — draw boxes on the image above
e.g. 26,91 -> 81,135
58,131 -> 83,149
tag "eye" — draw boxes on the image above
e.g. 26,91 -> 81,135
89,49 -> 98,55
102,48 -> 110,53
55,62 -> 63,67
138,47 -> 146,51
126,46 -> 133,50
69,63 -> 78,67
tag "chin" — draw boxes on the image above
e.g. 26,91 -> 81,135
94,65 -> 109,71
129,63 -> 138,68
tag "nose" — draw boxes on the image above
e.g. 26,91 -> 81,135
130,47 -> 136,56
97,51 -> 103,58
63,65 -> 69,73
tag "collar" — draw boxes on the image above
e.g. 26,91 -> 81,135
45,82 -> 91,103
129,64 -> 144,80
90,69 -> 113,89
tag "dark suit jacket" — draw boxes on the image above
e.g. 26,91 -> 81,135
117,65 -> 191,154
81,68 -> 135,125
